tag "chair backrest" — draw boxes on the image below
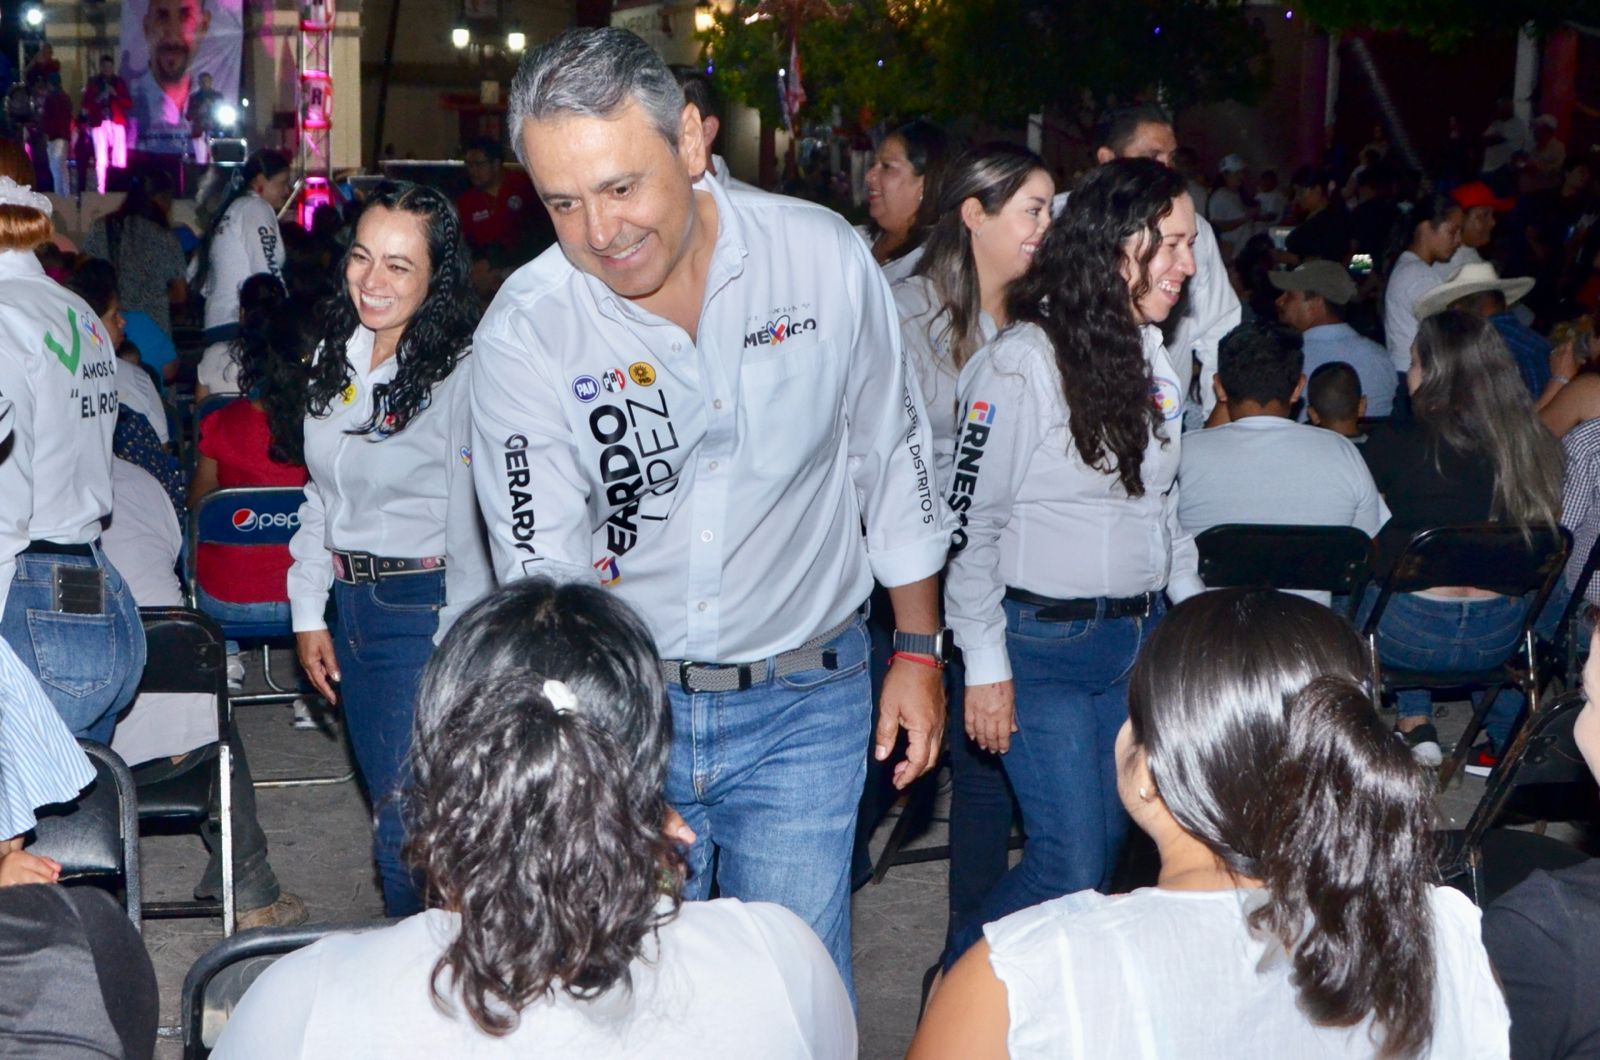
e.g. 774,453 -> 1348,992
1459,689 -> 1596,850
139,608 -> 230,730
195,393 -> 239,429
27,740 -> 142,927
186,487 -> 305,607
1363,524 -> 1570,637
1196,523 -> 1374,594
182,921 -> 394,1059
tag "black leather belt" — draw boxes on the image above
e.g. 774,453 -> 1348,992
1005,586 -> 1156,622
331,549 -> 446,585
23,541 -> 95,557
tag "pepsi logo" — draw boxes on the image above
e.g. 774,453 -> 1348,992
231,508 -> 300,532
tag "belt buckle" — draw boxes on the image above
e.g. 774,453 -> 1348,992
678,661 -> 753,692
348,552 -> 376,583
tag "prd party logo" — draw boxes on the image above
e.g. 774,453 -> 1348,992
599,367 -> 628,393
967,401 -> 997,425
231,508 -> 300,532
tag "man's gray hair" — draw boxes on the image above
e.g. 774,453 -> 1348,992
507,28 -> 686,167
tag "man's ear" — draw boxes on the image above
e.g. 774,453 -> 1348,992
1212,375 -> 1229,403
678,102 -> 709,181
1357,394 -> 1368,419
700,113 -> 721,152
1290,373 -> 1307,404
1095,146 -> 1116,165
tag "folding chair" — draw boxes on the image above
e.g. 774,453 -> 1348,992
133,607 -> 238,935
1358,524 -> 1570,786
28,739 -> 142,927
1551,531 -> 1600,692
1437,688 -> 1595,906
187,486 -> 308,708
181,920 -> 392,1059
1195,523 -> 1375,618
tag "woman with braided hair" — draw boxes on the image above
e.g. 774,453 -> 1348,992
286,180 -> 492,915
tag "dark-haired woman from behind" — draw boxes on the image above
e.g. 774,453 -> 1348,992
189,274 -> 309,637
912,590 -> 1509,1059
942,158 -> 1203,962
287,182 -> 492,916
213,578 -> 855,1057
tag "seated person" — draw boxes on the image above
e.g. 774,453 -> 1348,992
1481,626 -> 1600,1059
911,590 -> 1509,1059
1306,361 -> 1369,443
190,275 -> 308,637
1414,262 -> 1547,398
1285,167 -> 1351,265
214,578 -> 856,1057
66,258 -> 169,445
1270,260 -> 1395,417
1362,309 -> 1567,770
101,455 -> 306,930
1181,323 -> 1387,604
1561,418 -> 1600,609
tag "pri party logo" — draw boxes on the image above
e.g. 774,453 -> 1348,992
599,367 -> 628,393
967,401 -> 997,425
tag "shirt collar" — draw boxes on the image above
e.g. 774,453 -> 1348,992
1223,413 -> 1300,430
0,248 -> 46,279
1302,322 -> 1354,340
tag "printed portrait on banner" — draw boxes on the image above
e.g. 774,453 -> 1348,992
119,0 -> 244,156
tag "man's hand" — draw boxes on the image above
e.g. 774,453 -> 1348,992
295,629 -> 341,704
964,680 -> 1017,754
877,655 -> 946,789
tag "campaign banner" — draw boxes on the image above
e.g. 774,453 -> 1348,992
119,0 -> 244,156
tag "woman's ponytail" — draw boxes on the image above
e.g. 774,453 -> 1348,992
1251,675 -> 1438,1059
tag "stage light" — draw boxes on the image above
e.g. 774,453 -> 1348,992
694,0 -> 715,34
23,6 -> 44,27
506,29 -> 525,52
451,24 -> 471,49
215,102 -> 238,127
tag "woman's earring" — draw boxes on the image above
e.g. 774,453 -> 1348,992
1138,786 -> 1150,801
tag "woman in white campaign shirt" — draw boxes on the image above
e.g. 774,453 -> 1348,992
894,142 -> 1054,968
912,591 -> 1508,1060
0,151 -> 145,744
194,149 -> 291,399
857,119 -> 950,285
287,182 -> 491,916
216,579 -> 855,1060
941,159 -> 1204,963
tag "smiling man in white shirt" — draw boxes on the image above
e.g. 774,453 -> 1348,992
470,27 -> 952,996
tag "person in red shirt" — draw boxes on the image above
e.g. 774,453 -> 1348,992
189,275 -> 308,623
79,55 -> 132,194
456,136 -> 552,264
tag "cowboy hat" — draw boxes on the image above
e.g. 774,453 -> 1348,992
1414,261 -> 1534,321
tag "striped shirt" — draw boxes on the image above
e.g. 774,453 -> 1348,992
1561,417 -> 1600,605
0,634 -> 95,839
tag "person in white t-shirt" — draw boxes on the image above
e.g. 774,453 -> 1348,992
214,577 -> 856,1059
66,257 -> 170,445
1205,154 -> 1256,262
1383,191 -> 1462,373
912,589 -> 1509,1060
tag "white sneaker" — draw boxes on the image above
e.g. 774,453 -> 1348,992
226,652 -> 245,692
291,697 -> 317,730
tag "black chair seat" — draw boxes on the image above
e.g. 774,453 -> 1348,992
1438,827 -> 1593,906
1380,666 -> 1512,691
26,741 -> 142,924
136,770 -> 214,823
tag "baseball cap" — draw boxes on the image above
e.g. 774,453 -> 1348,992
1450,181 -> 1515,213
1267,261 -> 1357,305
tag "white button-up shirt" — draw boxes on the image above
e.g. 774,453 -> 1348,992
945,323 -> 1203,685
1384,250 -> 1442,372
0,250 -> 118,610
893,274 -> 996,491
470,177 -> 952,663
287,327 -> 492,639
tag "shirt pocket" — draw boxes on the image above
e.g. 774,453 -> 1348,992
738,338 -> 838,477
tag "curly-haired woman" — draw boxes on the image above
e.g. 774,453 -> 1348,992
942,158 -> 1205,962
286,181 -> 492,916
214,578 -> 855,1057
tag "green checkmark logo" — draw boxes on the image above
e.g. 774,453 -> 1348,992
44,307 -> 81,375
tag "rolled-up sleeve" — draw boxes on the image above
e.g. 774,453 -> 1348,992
468,312 -> 595,588
944,342 -> 1039,685
841,232 -> 952,589
1162,480 -> 1205,604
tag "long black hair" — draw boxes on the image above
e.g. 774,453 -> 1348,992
1126,590 -> 1438,1059
304,181 -> 479,438
405,578 -> 677,1035
867,118 -> 950,262
1384,189 -> 1460,274
193,148 -> 290,297
233,274 -> 307,466
913,141 -> 1047,371
1007,157 -> 1185,496
103,167 -> 174,253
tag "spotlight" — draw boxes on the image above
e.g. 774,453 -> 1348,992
506,29 -> 526,52
451,24 -> 471,49
23,5 -> 44,27
215,102 -> 238,127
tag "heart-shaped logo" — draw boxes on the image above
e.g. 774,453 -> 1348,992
768,314 -> 792,344
44,307 -> 82,375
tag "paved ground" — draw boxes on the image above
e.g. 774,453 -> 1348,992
139,653 -> 1582,1058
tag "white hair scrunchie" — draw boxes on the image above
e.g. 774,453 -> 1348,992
0,176 -> 51,216
543,678 -> 579,715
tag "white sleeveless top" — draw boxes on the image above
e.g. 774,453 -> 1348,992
985,885 -> 1508,1059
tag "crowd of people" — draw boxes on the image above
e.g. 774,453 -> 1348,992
2,23 -> 1599,1058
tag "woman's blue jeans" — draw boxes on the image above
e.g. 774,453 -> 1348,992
1361,584 -> 1568,749
947,595 -> 1163,963
0,546 -> 145,743
329,570 -> 443,916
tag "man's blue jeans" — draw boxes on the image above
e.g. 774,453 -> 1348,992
667,615 -> 871,1000
0,546 -> 145,743
330,571 -> 442,917
1362,584 -> 1567,749
947,595 -> 1162,962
